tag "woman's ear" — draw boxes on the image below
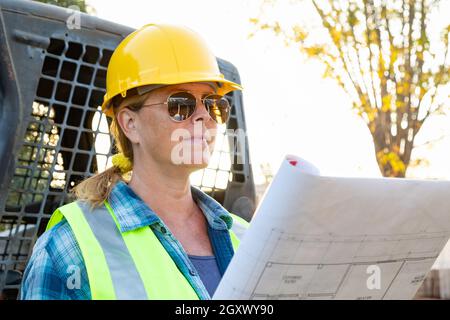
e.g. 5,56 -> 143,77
116,107 -> 140,144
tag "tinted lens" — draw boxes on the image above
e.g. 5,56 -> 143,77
204,95 -> 230,124
167,92 -> 196,121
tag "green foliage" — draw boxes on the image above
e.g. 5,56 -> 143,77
34,0 -> 88,13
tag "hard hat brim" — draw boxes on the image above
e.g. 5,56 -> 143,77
101,78 -> 243,118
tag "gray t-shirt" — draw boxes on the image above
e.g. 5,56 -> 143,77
188,254 -> 222,297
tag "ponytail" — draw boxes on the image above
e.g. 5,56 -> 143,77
71,90 -> 150,208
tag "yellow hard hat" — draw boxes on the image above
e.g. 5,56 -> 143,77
101,23 -> 243,117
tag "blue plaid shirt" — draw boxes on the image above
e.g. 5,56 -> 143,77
20,180 -> 237,300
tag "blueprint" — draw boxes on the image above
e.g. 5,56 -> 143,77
213,155 -> 450,300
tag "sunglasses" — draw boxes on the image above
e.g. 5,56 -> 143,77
141,91 -> 231,124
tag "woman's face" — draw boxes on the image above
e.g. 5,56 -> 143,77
118,82 -> 219,171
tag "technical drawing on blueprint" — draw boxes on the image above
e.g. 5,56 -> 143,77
213,155 -> 450,300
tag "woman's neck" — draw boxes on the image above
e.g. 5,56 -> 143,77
127,158 -> 198,225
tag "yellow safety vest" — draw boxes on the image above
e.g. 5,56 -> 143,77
46,200 -> 250,300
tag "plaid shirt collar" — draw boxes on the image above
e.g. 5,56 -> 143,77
107,180 -> 233,233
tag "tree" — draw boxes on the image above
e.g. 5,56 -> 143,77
34,0 -> 90,13
250,0 -> 450,177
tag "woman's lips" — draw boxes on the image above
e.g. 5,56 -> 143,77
179,132 -> 212,145
179,136 -> 207,145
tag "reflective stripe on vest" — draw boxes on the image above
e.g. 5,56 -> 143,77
46,200 -> 249,300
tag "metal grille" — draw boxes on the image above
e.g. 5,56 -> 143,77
0,37 -> 114,299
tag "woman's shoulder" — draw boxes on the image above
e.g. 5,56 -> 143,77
31,217 -> 84,270
20,217 -> 90,299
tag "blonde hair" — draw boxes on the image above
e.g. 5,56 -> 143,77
71,89 -> 151,208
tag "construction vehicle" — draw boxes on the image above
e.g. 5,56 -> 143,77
0,0 -> 256,300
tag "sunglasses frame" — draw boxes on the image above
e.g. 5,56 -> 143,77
140,90 -> 231,124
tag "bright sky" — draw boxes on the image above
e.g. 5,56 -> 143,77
87,0 -> 450,184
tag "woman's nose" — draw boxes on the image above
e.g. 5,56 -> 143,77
191,101 -> 211,123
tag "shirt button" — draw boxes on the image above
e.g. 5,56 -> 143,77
189,269 -> 197,276
160,226 -> 167,234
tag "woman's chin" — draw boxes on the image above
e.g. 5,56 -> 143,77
184,152 -> 211,168
188,162 -> 209,170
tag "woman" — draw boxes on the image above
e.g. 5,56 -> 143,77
20,24 -> 249,300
